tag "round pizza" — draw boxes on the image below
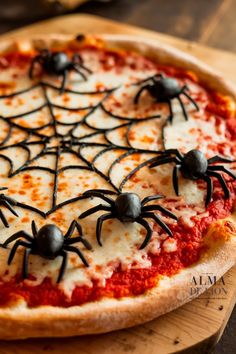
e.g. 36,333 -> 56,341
0,34 -> 235,339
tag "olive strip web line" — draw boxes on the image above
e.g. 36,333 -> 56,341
0,76 -> 170,216
0,81 -> 163,214
52,147 -> 60,209
0,81 -> 116,99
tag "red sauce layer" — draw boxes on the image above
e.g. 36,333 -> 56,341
0,186 -> 235,308
0,45 -> 235,308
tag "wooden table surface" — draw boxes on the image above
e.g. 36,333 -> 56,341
0,1 -> 235,353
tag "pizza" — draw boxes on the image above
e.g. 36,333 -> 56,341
0,34 -> 235,339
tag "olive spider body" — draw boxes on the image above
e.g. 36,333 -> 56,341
29,49 -> 92,93
115,193 -> 142,222
42,52 -> 72,75
145,77 -> 182,102
79,190 -> 177,249
134,74 -> 199,122
150,149 -> 236,206
35,224 -> 64,260
181,150 -> 208,180
2,220 -> 92,283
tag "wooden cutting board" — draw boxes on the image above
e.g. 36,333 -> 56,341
0,14 -> 235,354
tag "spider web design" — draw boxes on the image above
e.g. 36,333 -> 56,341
0,78 -> 166,218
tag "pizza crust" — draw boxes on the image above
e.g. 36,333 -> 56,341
9,33 -> 236,98
0,218 -> 235,340
0,34 -> 235,339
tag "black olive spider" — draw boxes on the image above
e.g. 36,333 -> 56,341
0,188 -> 18,228
149,149 -> 236,206
134,74 -> 199,123
29,49 -> 92,93
79,189 -> 177,249
1,220 -> 92,283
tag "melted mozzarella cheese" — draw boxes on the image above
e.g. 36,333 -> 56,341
163,238 -> 178,253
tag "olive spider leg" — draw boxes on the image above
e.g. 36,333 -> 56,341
167,99 -> 174,123
141,195 -> 164,205
72,54 -> 93,81
23,248 -> 32,279
29,56 -> 43,79
149,156 -> 180,169
7,240 -> 31,265
72,53 -> 83,64
31,220 -> 38,238
0,199 -> 18,217
64,220 -> 92,250
72,54 -> 93,74
161,117 -> 168,149
0,210 -> 9,228
133,74 -> 163,87
29,57 -> 38,79
172,165 -> 181,196
207,171 -> 230,199
84,189 -> 116,195
202,175 -> 213,207
71,64 -> 87,81
64,220 -> 82,239
96,213 -> 114,246
141,212 -> 173,237
57,250 -> 68,283
135,218 -> 152,250
152,73 -> 164,81
63,245 -> 89,268
207,165 -> 236,179
79,63 -> 93,74
79,204 -> 111,219
177,96 -> 188,121
40,49 -> 50,56
181,84 -> 189,92
142,204 -> 178,220
207,156 -> 234,164
82,191 -> 115,205
0,194 -> 18,206
66,236 -> 92,250
60,70 -> 68,94
3,230 -> 33,248
181,87 -> 199,111
0,194 -> 18,227
79,192 -> 115,220
164,149 -> 184,160
134,86 -> 149,104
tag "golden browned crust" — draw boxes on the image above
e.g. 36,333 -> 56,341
7,33 -> 236,98
0,34 -> 235,339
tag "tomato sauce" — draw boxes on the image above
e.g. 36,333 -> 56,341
0,184 -> 234,308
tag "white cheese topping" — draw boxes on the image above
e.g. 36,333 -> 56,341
162,238 -> 178,253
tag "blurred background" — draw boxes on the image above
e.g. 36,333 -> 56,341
0,0 -> 235,353
0,0 -> 236,53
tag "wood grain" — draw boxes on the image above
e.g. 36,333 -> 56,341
0,14 -> 235,354
79,0 -> 222,40
200,0 -> 236,52
79,0 -> 236,52
1,0 -> 236,53
0,268 -> 235,354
